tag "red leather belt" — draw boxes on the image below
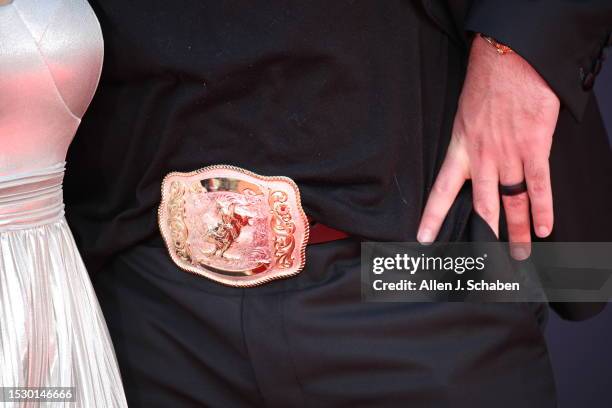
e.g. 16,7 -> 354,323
307,219 -> 350,245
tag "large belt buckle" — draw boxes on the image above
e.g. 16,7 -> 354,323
158,165 -> 310,287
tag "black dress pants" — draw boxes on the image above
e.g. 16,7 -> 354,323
93,213 -> 556,408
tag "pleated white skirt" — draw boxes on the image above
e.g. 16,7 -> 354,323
0,164 -> 127,407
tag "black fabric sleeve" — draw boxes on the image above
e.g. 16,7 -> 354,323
549,302 -> 607,322
464,0 -> 612,122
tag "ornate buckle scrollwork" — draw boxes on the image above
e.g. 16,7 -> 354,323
158,165 -> 309,287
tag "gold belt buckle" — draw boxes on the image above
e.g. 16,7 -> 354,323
158,165 -> 310,287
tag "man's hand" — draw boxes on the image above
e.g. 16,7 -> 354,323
417,35 -> 561,259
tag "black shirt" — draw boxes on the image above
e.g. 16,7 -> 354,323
64,1 -> 466,273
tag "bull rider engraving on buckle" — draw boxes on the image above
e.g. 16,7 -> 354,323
158,165 -> 310,287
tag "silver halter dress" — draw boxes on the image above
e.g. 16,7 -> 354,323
0,0 -> 127,406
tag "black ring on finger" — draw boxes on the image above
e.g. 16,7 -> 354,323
499,180 -> 528,196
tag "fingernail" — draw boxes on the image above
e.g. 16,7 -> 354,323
537,226 -> 550,237
511,247 -> 529,261
417,229 -> 434,245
